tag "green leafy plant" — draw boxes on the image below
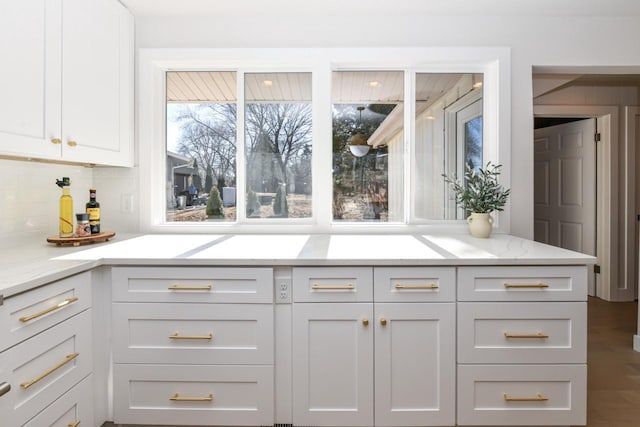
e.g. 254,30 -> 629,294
206,187 -> 224,218
442,162 -> 510,213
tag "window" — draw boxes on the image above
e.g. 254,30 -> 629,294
166,71 -> 237,222
413,73 -> 484,220
141,48 -> 509,232
332,71 -> 404,222
244,72 -> 312,219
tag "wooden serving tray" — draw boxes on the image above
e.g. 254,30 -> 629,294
47,231 -> 116,247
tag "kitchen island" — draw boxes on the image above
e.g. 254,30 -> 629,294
0,234 -> 595,426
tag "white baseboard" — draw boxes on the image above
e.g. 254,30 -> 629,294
634,335 -> 640,352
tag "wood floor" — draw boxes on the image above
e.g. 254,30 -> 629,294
582,297 -> 640,427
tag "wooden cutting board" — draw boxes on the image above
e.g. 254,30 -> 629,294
47,231 -> 116,247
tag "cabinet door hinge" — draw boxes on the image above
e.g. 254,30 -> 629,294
594,264 -> 601,274
594,133 -> 601,142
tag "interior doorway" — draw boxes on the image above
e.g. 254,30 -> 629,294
533,117 -> 597,295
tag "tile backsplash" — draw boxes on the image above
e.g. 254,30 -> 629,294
0,159 -> 140,249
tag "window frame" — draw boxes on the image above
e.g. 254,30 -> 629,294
138,47 -> 511,234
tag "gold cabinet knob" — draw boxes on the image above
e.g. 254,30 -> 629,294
51,138 -> 62,144
67,140 -> 78,147
380,317 -> 387,326
362,318 -> 369,326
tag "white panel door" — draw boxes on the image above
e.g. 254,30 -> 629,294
0,0 -> 62,159
374,303 -> 455,426
61,0 -> 133,166
292,303 -> 373,426
534,119 -> 596,293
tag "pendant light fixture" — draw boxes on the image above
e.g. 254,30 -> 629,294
348,106 -> 370,157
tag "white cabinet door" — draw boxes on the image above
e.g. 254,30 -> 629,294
0,0 -> 62,159
292,303 -> 373,426
62,0 -> 133,166
374,303 -> 456,426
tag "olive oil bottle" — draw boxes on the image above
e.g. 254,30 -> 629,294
56,177 -> 73,237
86,188 -> 101,234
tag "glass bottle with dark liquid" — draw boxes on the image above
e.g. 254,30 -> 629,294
86,188 -> 101,234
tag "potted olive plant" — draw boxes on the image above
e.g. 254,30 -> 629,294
443,162 -> 510,238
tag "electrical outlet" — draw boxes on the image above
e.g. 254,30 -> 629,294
279,291 -> 288,299
280,282 -> 288,290
121,193 -> 134,213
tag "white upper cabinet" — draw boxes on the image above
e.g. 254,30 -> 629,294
0,0 -> 133,166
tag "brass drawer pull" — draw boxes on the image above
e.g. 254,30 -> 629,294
19,297 -> 79,323
311,284 -> 354,290
504,332 -> 549,339
51,138 -> 62,144
170,393 -> 213,402
394,284 -> 439,289
20,353 -> 79,389
68,421 -> 81,427
169,332 -> 213,340
168,284 -> 212,291
67,140 -> 77,147
503,283 -> 549,289
504,393 -> 549,402
380,317 -> 387,326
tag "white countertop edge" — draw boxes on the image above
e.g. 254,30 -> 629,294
0,233 -> 596,298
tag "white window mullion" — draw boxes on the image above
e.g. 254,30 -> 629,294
404,69 -> 415,224
236,69 -> 247,223
313,62 -> 332,230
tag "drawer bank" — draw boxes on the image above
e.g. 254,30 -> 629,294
0,234 -> 593,426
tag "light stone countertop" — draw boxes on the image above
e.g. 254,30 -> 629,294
0,233 -> 596,299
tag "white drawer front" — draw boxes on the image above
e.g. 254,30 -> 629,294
114,364 -> 274,426
112,267 -> 273,303
458,266 -> 587,301
293,267 -> 372,302
6,309 -> 92,425
458,364 -> 586,426
113,303 -> 273,364
374,267 -> 455,302
458,302 -> 586,364
22,374 -> 93,427
1,271 -> 91,350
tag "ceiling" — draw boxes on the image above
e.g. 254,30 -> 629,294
166,71 -> 468,104
120,0 -> 640,17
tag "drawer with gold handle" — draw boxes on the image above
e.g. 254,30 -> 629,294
22,375 -> 94,427
458,266 -> 587,301
293,267 -> 372,302
458,302 -> 586,364
113,364 -> 273,425
458,365 -> 586,426
112,267 -> 273,303
3,272 -> 91,350
113,303 -> 273,365
6,309 -> 92,426
374,267 -> 455,302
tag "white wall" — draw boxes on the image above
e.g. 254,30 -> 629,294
3,13 -> 640,242
133,14 -> 640,238
0,159 -> 93,249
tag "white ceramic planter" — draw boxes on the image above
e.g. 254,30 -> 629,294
467,213 -> 494,238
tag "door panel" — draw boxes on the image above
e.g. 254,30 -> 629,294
292,303 -> 373,426
534,119 -> 596,294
